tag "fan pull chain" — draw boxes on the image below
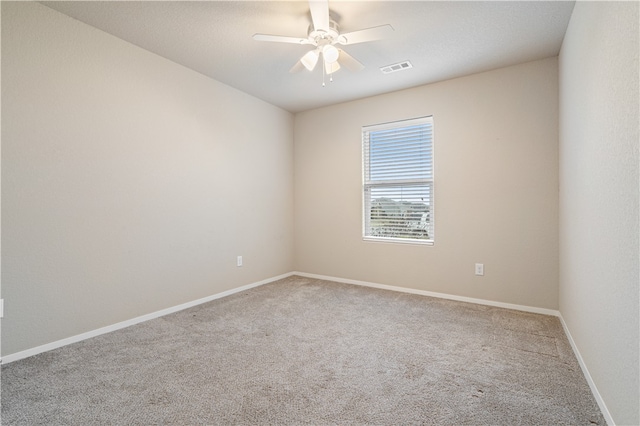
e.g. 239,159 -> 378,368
321,63 -> 334,87
322,61 -> 326,87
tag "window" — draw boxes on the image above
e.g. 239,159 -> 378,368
362,116 -> 434,244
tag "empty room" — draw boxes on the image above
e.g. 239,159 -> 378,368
1,1 -> 638,425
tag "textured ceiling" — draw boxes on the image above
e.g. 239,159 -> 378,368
41,1 -> 575,113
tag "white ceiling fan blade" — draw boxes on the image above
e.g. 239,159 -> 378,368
338,49 -> 365,72
337,24 -> 394,45
253,33 -> 310,44
289,61 -> 305,74
309,0 -> 330,31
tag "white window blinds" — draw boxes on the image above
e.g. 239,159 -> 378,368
363,116 -> 434,244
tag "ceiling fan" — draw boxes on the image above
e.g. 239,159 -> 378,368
252,0 -> 394,83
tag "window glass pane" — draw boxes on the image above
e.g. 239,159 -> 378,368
363,116 -> 434,243
367,184 -> 432,240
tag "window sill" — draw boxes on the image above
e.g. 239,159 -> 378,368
363,236 -> 434,246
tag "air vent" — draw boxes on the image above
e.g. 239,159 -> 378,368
380,61 -> 413,74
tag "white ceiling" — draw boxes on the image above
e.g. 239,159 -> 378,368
41,1 -> 575,113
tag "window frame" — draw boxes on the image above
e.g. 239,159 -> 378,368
362,116 -> 434,246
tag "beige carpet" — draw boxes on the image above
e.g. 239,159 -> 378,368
2,275 -> 605,425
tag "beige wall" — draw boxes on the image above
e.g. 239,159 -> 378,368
294,58 -> 559,310
559,2 -> 639,424
3,3 -> 638,421
1,2 -> 294,356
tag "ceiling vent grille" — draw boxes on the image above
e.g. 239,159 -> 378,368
380,61 -> 413,74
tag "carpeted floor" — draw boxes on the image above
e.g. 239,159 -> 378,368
2,275 -> 605,425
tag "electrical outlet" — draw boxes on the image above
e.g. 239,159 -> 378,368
475,263 -> 484,276
237,256 -> 243,267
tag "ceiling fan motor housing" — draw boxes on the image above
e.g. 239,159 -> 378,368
308,19 -> 340,45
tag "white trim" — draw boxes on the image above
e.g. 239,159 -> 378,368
362,236 -> 434,246
558,314 -> 615,426
2,269 -> 614,426
294,271 -> 614,424
294,271 -> 560,317
2,272 -> 294,365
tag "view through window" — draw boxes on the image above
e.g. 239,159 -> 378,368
362,116 -> 434,244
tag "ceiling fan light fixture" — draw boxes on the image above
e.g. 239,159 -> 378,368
322,44 -> 340,64
324,60 -> 340,75
301,49 -> 319,71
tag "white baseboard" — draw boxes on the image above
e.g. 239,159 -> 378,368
2,272 -> 294,365
1,272 -> 557,364
293,271 -> 560,317
2,270 -> 615,426
294,271 -> 614,425
558,315 -> 615,426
